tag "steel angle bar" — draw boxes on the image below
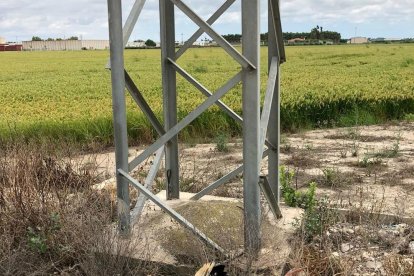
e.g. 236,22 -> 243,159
175,0 -> 236,59
128,71 -> 242,172
118,169 -> 226,254
191,166 -> 242,201
267,0 -> 281,203
160,0 -> 179,200
125,70 -> 165,136
169,0 -> 255,69
242,0 -> 261,254
131,146 -> 165,223
168,58 -> 242,124
107,0 -> 130,234
123,0 -> 146,48
259,57 -> 279,154
169,58 -> 278,151
191,149 -> 270,200
106,0 -> 146,68
269,0 -> 286,63
259,176 -> 282,219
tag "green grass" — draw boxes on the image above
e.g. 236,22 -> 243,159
0,44 -> 413,145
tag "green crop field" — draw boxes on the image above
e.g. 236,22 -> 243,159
0,44 -> 413,145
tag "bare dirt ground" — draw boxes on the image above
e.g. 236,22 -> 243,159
86,122 -> 414,217
81,122 -> 414,275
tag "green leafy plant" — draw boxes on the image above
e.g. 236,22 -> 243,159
214,133 -> 229,152
280,166 -> 317,209
27,227 -> 48,254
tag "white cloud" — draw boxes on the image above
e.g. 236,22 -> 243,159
0,0 -> 413,41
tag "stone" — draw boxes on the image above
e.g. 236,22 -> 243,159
345,228 -> 355,235
408,241 -> 414,254
331,252 -> 340,258
366,260 -> 382,271
361,251 -> 370,260
341,243 -> 353,253
378,229 -> 390,240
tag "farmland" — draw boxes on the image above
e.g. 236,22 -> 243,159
0,44 -> 413,145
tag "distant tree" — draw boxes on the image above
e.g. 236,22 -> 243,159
46,38 -> 54,41
56,38 -> 63,41
260,33 -> 268,42
310,26 -> 320,39
32,36 -> 42,41
222,34 -> 242,43
322,31 -> 341,43
145,39 -> 156,47
68,36 -> 78,40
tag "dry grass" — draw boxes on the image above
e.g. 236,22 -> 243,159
0,141 -> 156,275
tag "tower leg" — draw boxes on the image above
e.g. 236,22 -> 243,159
268,0 -> 281,203
107,0 -> 130,234
160,0 -> 179,199
242,0 -> 261,255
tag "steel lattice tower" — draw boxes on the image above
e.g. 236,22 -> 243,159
107,0 -> 285,255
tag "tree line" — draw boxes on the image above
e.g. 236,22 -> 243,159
223,26 -> 341,43
31,36 -> 79,41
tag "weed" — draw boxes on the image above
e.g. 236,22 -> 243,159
321,167 -> 338,187
280,166 -> 317,209
358,155 -> 382,168
281,143 -> 293,154
404,113 -> 414,122
351,141 -> 359,157
214,133 -> 229,152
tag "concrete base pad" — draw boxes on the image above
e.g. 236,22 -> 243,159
115,190 -> 303,274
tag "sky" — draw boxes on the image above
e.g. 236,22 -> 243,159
0,0 -> 413,42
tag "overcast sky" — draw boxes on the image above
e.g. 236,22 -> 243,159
0,0 -> 413,42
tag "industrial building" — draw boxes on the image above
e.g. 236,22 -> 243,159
0,36 -> 23,51
22,40 -> 109,51
349,37 -> 369,44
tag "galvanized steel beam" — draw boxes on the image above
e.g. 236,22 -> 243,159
168,58 -> 243,124
131,146 -> 165,223
242,0 -> 261,254
160,0 -> 180,199
123,0 -> 146,48
267,0 -> 282,203
106,0 -> 146,68
107,0 -> 130,234
128,72 -> 242,172
269,0 -> 286,63
191,149 -> 270,200
259,57 -> 279,155
259,176 -> 282,219
118,169 -> 226,254
175,0 -> 236,59
125,70 -> 165,136
169,0 -> 255,69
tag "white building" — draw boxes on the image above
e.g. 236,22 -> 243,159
349,37 -> 369,44
125,41 -> 146,48
22,40 -> 109,51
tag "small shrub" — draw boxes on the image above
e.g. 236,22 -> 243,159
404,113 -> 414,122
280,166 -> 317,209
214,133 -> 229,152
321,167 -> 339,187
